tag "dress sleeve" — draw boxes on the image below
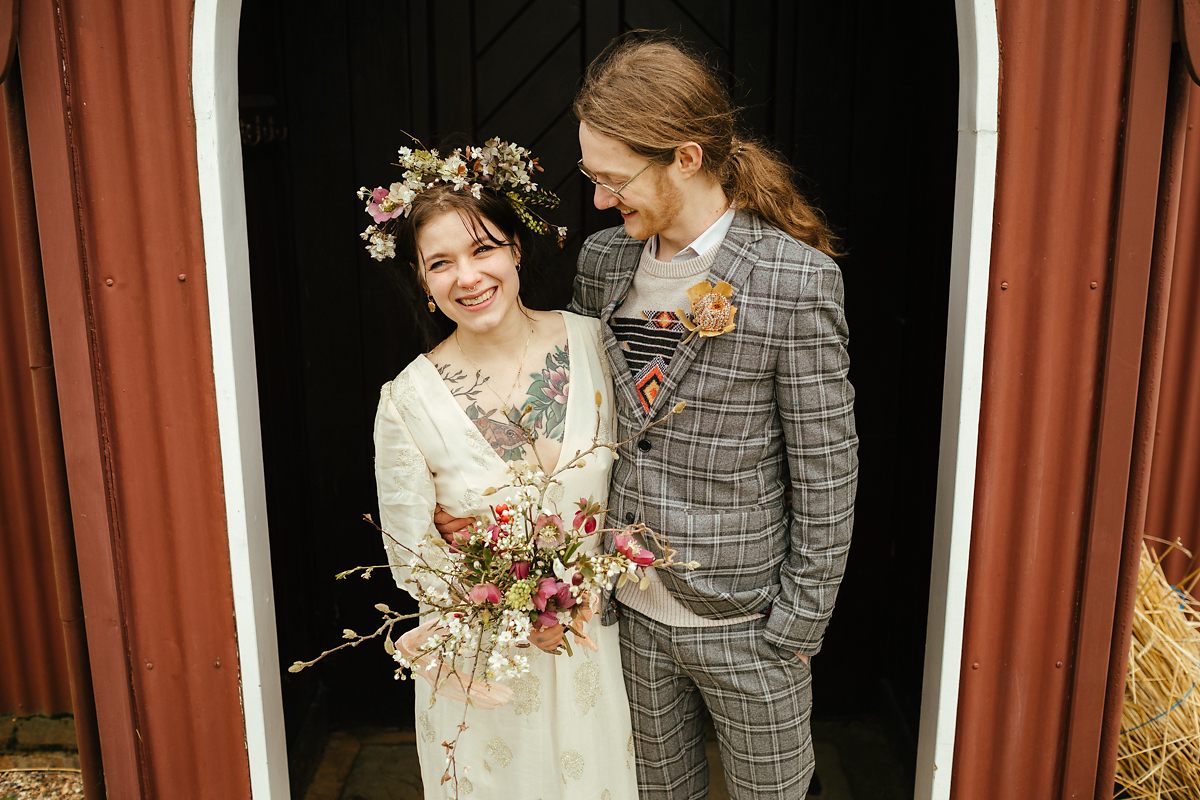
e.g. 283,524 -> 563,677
373,380 -> 438,598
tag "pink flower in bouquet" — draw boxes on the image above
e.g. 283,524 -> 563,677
366,187 -> 403,223
554,582 -> 577,609
533,577 -> 559,611
574,498 -> 599,534
535,610 -> 560,629
540,365 -> 570,405
534,513 -> 566,549
573,509 -> 597,534
510,560 -> 531,579
448,528 -> 472,551
615,533 -> 656,567
468,583 -> 501,604
485,523 -> 503,548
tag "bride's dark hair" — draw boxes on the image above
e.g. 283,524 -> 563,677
389,185 -> 555,350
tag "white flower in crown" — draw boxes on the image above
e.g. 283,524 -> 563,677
356,135 -> 567,258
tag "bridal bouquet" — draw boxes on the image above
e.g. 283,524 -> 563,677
389,460 -> 683,694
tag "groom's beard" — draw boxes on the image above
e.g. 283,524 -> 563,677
621,171 -> 683,242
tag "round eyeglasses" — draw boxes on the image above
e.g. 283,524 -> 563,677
577,159 -> 653,200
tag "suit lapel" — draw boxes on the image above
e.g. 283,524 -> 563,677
595,237 -> 643,415
645,211 -> 763,420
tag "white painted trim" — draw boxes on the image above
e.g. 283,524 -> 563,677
914,1 -> 1000,798
192,0 -> 291,796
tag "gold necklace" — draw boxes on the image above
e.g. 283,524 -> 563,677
454,321 -> 536,418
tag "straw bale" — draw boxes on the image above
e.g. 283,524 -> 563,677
1114,541 -> 1200,799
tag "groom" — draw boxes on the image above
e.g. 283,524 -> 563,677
568,35 -> 858,799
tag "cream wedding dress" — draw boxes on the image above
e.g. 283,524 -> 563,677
373,311 -> 638,800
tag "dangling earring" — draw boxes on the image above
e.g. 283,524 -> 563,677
426,295 -> 437,313
515,260 -> 522,272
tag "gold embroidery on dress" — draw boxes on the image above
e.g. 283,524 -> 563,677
459,488 -> 486,517
573,657 -> 602,715
510,671 -> 542,716
418,710 -> 436,744
486,737 -> 513,768
459,776 -> 474,795
560,749 -> 585,782
465,430 -> 496,469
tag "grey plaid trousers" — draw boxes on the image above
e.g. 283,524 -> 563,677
619,607 -> 815,800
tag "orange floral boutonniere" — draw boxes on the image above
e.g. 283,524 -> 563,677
677,280 -> 738,343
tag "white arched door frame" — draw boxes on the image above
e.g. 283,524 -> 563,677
191,2 -> 999,796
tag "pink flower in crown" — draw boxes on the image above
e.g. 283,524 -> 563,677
510,560 -> 531,579
366,187 -> 403,223
541,365 -> 570,405
534,610 -> 560,630
615,533 -> 656,567
533,577 -> 559,611
467,583 -> 501,604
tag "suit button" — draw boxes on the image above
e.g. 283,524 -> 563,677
624,512 -> 635,524
637,439 -> 651,452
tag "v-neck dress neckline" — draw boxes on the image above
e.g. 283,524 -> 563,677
416,310 -> 579,475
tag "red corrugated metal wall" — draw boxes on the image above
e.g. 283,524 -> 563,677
1145,84 -> 1200,581
0,74 -> 72,719
953,0 -> 1182,797
12,1 -> 252,796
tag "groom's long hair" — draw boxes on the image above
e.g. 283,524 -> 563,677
574,33 -> 841,257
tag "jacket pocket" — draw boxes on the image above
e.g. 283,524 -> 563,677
681,507 -> 788,595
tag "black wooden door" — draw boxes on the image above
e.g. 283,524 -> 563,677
240,2 -> 957,793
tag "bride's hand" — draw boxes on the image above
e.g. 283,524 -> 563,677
528,623 -> 566,654
433,504 -> 474,544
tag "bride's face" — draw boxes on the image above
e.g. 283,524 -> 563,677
417,209 -> 522,335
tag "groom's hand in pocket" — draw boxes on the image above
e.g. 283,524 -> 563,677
434,504 -> 474,544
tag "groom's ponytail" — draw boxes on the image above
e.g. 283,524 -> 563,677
721,137 -> 840,256
574,33 -> 840,257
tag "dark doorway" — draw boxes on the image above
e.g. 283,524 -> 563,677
238,2 -> 958,796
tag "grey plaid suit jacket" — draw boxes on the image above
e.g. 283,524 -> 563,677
571,210 -> 859,656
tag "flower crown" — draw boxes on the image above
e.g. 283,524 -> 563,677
356,137 -> 568,262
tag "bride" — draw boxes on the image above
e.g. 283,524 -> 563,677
369,141 -> 639,799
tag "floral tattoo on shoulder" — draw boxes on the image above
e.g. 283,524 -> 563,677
521,345 -> 570,442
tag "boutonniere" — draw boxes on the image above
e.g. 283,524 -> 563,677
677,280 -> 738,343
